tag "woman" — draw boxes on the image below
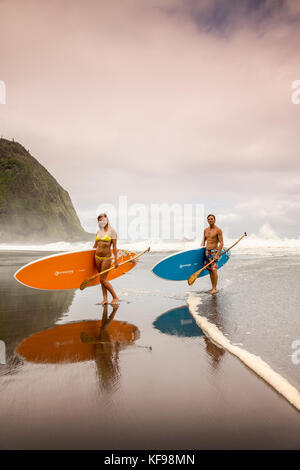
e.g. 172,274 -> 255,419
93,213 -> 119,305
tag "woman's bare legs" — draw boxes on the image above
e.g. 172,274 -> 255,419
101,279 -> 119,304
95,258 -> 109,305
100,282 -> 108,305
99,258 -> 119,305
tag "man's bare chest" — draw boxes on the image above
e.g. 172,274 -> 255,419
206,229 -> 218,240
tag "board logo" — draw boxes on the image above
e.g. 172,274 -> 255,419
180,264 -> 191,269
117,249 -> 130,257
180,319 -> 193,325
54,270 -> 74,276
56,340 -> 74,347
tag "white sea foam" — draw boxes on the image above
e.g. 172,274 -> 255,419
0,233 -> 300,254
0,241 -> 92,252
187,292 -> 300,412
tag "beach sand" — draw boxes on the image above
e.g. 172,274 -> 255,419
0,250 -> 299,449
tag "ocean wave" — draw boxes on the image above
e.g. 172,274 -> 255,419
187,293 -> 300,412
0,241 -> 92,253
0,234 -> 300,254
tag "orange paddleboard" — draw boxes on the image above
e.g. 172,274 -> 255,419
14,249 -> 137,290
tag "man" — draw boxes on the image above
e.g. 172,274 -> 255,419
201,214 -> 223,294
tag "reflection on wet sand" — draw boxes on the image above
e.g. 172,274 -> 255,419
204,337 -> 225,369
16,305 -> 140,393
153,306 -> 203,337
154,303 -> 225,368
207,295 -> 223,329
82,305 -> 121,393
0,259 -> 75,375
203,295 -> 225,368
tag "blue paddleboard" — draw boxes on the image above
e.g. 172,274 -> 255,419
152,247 -> 230,281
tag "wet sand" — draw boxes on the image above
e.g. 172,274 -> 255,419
0,250 -> 299,449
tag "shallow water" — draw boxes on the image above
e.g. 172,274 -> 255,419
0,250 -> 299,449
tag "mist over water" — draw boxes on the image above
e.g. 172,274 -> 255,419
1,232 -> 300,255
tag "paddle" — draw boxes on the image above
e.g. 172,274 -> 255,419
187,232 -> 247,286
80,247 -> 151,290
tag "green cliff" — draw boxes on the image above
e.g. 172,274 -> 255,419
0,138 -> 90,242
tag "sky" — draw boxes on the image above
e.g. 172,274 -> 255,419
0,0 -> 300,239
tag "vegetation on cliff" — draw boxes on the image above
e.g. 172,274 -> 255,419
0,138 -> 91,242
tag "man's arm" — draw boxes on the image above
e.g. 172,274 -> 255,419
201,230 -> 206,247
215,229 -> 223,259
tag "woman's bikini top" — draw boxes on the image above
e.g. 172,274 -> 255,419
95,233 -> 111,242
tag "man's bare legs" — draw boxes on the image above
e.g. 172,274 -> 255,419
209,269 -> 218,294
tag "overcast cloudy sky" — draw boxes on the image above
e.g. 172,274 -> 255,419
1,0 -> 300,238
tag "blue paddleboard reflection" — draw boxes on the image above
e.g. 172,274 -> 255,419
153,306 -> 203,338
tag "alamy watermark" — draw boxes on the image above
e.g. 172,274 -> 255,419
291,340 -> 300,365
0,340 -> 6,364
0,80 -> 6,104
291,80 -> 300,104
97,196 -> 204,241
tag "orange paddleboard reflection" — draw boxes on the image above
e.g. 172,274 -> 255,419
16,318 -> 140,364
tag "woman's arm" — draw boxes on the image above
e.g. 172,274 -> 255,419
112,239 -> 119,267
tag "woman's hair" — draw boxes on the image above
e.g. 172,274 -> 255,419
97,213 -> 110,229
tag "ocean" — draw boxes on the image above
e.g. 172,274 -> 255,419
0,246 -> 299,449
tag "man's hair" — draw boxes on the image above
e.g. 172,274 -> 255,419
207,214 -> 216,220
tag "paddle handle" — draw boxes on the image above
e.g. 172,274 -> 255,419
80,247 -> 150,290
98,247 -> 150,277
188,232 -> 247,286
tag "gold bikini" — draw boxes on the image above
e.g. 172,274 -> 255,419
95,233 -> 112,260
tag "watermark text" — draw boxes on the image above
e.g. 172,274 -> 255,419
0,80 -> 6,104
97,196 -> 204,241
291,340 -> 300,365
291,80 -> 300,104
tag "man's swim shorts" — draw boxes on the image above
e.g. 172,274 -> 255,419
204,249 -> 219,271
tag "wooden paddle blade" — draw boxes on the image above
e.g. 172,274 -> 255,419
188,262 -> 209,285
188,271 -> 199,286
80,278 -> 91,290
80,273 -> 99,290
